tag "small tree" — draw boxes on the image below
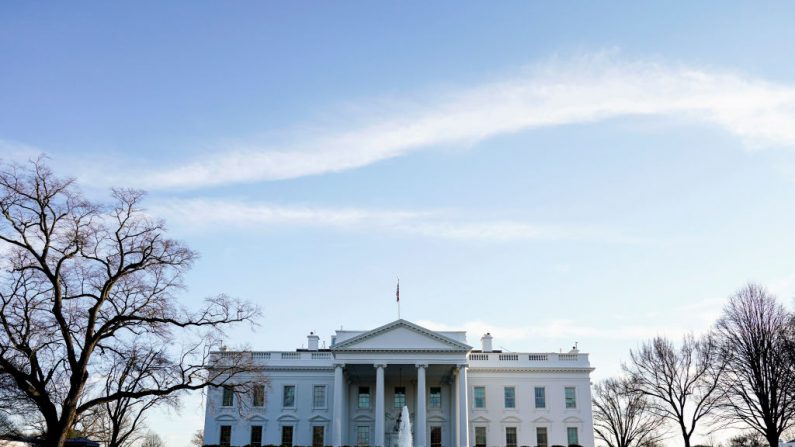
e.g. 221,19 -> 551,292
715,283 -> 795,447
624,333 -> 726,447
727,431 -> 767,447
140,432 -> 164,447
190,429 -> 203,447
592,376 -> 667,447
0,160 -> 261,446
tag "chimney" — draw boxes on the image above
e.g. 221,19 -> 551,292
307,331 -> 320,351
481,333 -> 493,352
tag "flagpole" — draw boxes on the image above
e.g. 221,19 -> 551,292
396,277 -> 400,320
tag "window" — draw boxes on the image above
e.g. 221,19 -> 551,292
475,426 -> 487,447
534,387 -> 546,409
357,426 -> 369,446
313,385 -> 326,408
283,385 -> 296,408
394,386 -> 406,408
504,386 -> 516,408
505,427 -> 517,447
281,426 -> 294,447
536,427 -> 548,447
565,387 -> 577,409
253,384 -> 265,407
431,426 -> 442,447
358,386 -> 370,408
474,386 -> 486,408
251,425 -> 263,447
220,425 -> 231,447
567,427 -> 579,446
222,385 -> 234,407
312,426 -> 325,447
429,387 -> 442,408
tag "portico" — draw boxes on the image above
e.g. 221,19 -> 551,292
329,320 -> 472,447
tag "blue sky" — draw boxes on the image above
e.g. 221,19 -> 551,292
3,2 -> 795,445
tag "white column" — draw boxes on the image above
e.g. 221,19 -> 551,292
375,364 -> 386,447
333,364 -> 345,447
457,364 -> 469,447
416,364 -> 427,447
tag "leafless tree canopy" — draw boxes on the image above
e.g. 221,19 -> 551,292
139,432 -> 164,447
624,333 -> 726,447
715,283 -> 795,447
190,429 -> 203,447
593,377 -> 667,447
0,160 -> 261,447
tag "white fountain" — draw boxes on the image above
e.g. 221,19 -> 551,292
397,405 -> 412,447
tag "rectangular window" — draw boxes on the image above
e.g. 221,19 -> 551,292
565,387 -> 577,409
430,426 -> 442,447
222,385 -> 234,407
534,387 -> 546,409
251,425 -> 263,447
475,426 -> 487,447
313,385 -> 326,408
429,387 -> 442,408
567,427 -> 579,446
505,427 -> 517,447
283,385 -> 296,408
358,386 -> 370,408
312,426 -> 325,447
474,386 -> 486,408
220,425 -> 231,447
394,386 -> 406,408
357,426 -> 369,446
253,384 -> 265,407
281,426 -> 294,447
504,386 -> 516,408
536,427 -> 548,447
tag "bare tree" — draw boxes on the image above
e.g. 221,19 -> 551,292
624,333 -> 726,447
0,160 -> 261,447
139,432 -> 164,447
592,376 -> 667,447
715,283 -> 795,447
727,431 -> 767,447
190,429 -> 203,447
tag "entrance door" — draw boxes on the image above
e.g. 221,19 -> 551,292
430,426 -> 442,447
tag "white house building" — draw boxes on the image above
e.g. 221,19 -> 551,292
203,319 -> 595,447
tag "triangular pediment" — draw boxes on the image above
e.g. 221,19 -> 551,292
332,319 -> 471,352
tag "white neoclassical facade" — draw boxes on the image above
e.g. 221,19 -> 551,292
204,319 -> 594,447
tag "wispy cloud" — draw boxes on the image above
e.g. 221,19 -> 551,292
417,319 -> 696,344
151,198 -> 634,243
119,52 -> 795,189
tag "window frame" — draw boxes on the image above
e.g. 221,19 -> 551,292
505,426 -> 518,447
356,425 -> 370,447
536,427 -> 548,447
312,425 -> 325,447
567,427 -> 579,446
282,384 -> 296,409
565,386 -> 577,409
474,426 -> 487,447
473,386 -> 486,409
219,425 -> 232,447
429,386 -> 442,409
394,386 -> 406,409
313,385 -> 327,409
221,385 -> 234,407
534,386 -> 546,409
250,425 -> 263,447
504,386 -> 516,409
253,384 -> 265,407
281,425 -> 294,447
358,386 -> 371,409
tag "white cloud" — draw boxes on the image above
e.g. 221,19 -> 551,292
416,319 -> 695,345
151,198 -> 633,243
128,52 -> 795,189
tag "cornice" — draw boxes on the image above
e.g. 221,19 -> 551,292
467,367 -> 595,373
331,319 -> 472,351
